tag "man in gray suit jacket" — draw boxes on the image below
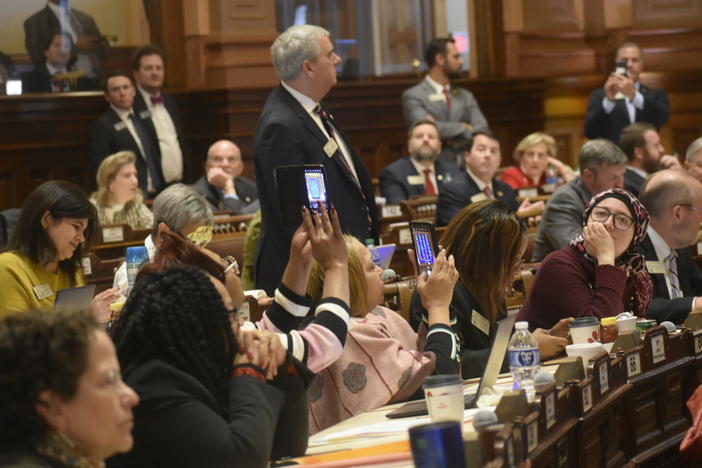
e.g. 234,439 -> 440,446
401,37 -> 488,165
532,139 -> 627,261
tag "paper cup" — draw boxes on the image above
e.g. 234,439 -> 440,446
566,343 -> 606,374
423,375 -> 464,428
570,317 -> 601,344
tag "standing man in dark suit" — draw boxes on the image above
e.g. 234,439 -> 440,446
254,24 -> 378,295
435,130 -> 541,226
131,45 -> 187,185
638,170 -> 702,324
619,122 -> 681,196
24,0 -> 109,79
89,72 -> 165,198
584,42 -> 669,144
402,37 -> 489,165
379,120 -> 461,204
193,139 -> 259,214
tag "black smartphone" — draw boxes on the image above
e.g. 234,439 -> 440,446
410,221 -> 437,275
614,60 -> 627,77
275,164 -> 329,226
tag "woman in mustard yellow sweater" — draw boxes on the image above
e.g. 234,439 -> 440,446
0,181 -> 115,318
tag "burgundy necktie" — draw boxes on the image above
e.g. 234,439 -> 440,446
150,95 -> 165,104
443,86 -> 451,113
483,185 -> 493,199
423,169 -> 436,195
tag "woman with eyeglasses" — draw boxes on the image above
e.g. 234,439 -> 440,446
518,189 -> 653,330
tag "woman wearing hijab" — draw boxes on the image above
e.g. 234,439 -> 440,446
518,189 -> 652,330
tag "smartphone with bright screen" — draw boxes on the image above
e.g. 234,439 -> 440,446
304,167 -> 328,215
410,221 -> 436,274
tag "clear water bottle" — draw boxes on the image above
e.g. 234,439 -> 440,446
508,321 -> 541,389
126,246 -> 149,296
545,165 -> 560,185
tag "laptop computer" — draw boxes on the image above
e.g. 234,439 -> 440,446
374,244 -> 396,270
386,309 -> 518,418
54,285 -> 96,311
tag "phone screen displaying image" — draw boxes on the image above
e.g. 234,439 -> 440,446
614,60 -> 627,77
304,168 -> 328,214
411,222 -> 436,273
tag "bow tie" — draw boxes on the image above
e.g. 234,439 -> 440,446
150,95 -> 165,104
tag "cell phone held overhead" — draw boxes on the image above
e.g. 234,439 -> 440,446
410,221 -> 437,275
275,164 -> 329,226
614,61 -> 627,77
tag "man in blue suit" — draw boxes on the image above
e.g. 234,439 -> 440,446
379,120 -> 461,204
584,42 -> 669,144
436,130 -> 541,226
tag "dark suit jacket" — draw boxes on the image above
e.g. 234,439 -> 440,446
23,6 -> 108,76
435,171 -> 518,226
624,167 -> 646,197
133,91 -> 189,182
378,157 -> 461,204
253,85 -> 378,294
584,84 -> 670,143
21,65 -> 96,94
637,235 -> 702,324
409,282 -> 508,379
192,175 -> 259,214
106,359 -> 311,468
88,108 -> 164,195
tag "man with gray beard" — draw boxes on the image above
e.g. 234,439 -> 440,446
379,120 -> 461,204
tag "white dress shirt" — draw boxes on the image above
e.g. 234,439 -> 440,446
409,157 -> 438,193
138,87 -> 183,183
602,82 -> 644,124
110,105 -> 153,193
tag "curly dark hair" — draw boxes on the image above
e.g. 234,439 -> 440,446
0,308 -> 99,450
110,265 -> 236,413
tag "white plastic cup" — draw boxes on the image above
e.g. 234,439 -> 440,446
566,343 -> 606,374
616,316 -> 637,333
423,374 -> 464,429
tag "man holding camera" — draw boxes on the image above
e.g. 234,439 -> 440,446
584,42 -> 669,144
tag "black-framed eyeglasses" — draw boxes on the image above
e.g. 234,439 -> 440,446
590,206 -> 633,231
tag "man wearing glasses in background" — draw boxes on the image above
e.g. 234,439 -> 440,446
637,170 -> 702,324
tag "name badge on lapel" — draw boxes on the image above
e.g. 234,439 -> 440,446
113,121 -> 127,131
646,261 -> 666,274
470,192 -> 487,203
33,284 -> 54,300
407,175 -> 424,185
323,139 -> 338,158
139,110 -> 152,119
428,93 -> 444,102
471,310 -> 490,336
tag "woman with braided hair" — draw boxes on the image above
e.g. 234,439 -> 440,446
107,265 -> 314,468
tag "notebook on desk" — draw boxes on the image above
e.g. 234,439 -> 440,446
386,310 -> 517,418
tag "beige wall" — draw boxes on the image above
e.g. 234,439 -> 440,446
0,0 -> 148,55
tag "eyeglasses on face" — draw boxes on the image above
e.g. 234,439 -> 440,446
223,255 -> 240,277
589,206 -> 633,231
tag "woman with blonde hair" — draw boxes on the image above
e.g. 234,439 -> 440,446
306,236 -> 460,433
500,132 -> 574,190
90,151 -> 154,229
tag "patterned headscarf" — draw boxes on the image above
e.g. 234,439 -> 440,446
570,188 -> 652,316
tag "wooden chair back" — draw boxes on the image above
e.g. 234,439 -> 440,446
213,214 -> 255,235
383,278 -> 416,321
400,195 -> 438,221
82,252 -> 124,294
206,232 -> 247,270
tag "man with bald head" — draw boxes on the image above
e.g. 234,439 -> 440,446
192,139 -> 259,214
638,169 -> 702,323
